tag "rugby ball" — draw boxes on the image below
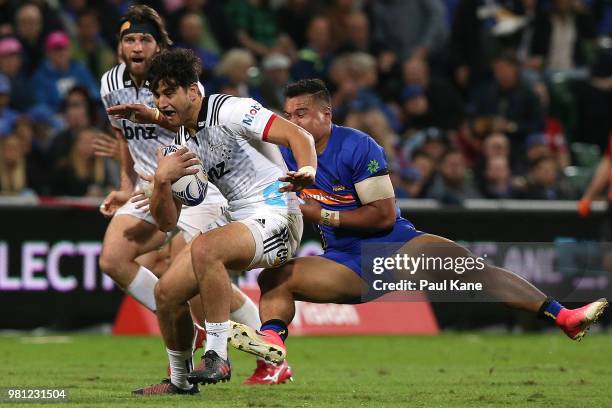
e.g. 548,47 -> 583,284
162,145 -> 208,206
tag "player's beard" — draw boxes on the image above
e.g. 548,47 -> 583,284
121,51 -> 152,80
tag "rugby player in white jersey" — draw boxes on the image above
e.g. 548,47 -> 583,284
110,48 -> 316,394
97,5 -> 284,385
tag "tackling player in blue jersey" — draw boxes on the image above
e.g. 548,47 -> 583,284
230,79 -> 608,364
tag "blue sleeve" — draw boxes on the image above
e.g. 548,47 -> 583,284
279,146 -> 297,172
349,135 -> 388,184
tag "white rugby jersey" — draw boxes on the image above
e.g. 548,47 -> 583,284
100,63 -> 225,204
176,94 -> 301,217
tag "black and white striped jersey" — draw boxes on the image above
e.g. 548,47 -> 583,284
100,63 -> 224,204
175,94 -> 300,218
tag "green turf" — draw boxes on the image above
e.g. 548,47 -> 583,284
0,333 -> 611,407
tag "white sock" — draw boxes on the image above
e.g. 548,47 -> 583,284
204,321 -> 230,360
126,266 -> 158,311
230,295 -> 261,330
166,348 -> 193,390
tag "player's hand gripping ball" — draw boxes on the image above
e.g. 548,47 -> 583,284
162,145 -> 208,206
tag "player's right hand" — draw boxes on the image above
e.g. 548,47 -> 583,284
577,198 -> 592,218
154,147 -> 199,184
100,190 -> 131,218
107,103 -> 157,124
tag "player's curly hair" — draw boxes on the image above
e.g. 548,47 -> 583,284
285,79 -> 332,107
118,5 -> 173,49
149,48 -> 202,93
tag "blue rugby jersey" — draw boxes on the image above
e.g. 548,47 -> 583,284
280,124 -> 411,250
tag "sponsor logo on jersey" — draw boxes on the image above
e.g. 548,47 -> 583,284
122,121 -> 156,140
300,188 -> 356,205
241,103 -> 262,127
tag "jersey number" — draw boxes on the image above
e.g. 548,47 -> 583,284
207,161 -> 231,183
122,121 -> 156,140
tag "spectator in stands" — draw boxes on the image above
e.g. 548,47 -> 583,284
338,11 -> 375,54
402,56 -> 464,130
292,16 -> 334,80
529,0 -> 596,72
49,86 -> 95,165
176,12 -> 220,80
71,9 -> 116,80
25,105 -> 62,195
400,127 -> 450,165
523,154 -> 575,199
399,85 -> 435,134
471,51 -> 545,151
213,48 -> 262,100
0,133 -> 35,196
480,156 -> 518,198
592,0 -> 612,38
574,50 -> 612,150
325,0 -> 359,51
411,150 -> 437,196
15,3 -> 46,76
0,36 -> 34,112
51,127 -> 111,197
370,0 -> 447,61
259,53 -> 292,112
0,74 -> 18,137
224,0 -> 294,58
331,52 -> 397,129
168,0 -> 231,53
277,0 -> 316,49
427,149 -> 482,204
393,166 -> 424,199
482,132 -> 511,161
31,31 -> 99,112
57,0 -> 90,39
450,0 -> 527,90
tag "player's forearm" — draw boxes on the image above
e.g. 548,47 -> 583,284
118,138 -> 137,192
150,179 -> 180,232
332,204 -> 396,231
582,158 -> 611,200
287,127 -> 317,173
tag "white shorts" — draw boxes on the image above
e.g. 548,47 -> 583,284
115,198 -> 228,243
204,210 -> 303,269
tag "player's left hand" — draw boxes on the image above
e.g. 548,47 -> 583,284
299,196 -> 321,223
107,103 -> 158,124
278,170 -> 315,192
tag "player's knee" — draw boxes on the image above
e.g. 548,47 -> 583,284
99,249 -> 120,278
258,267 -> 290,294
190,235 -> 222,271
154,280 -> 176,310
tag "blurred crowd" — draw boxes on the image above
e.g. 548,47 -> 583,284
1,0 -> 612,203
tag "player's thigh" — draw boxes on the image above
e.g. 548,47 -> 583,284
398,233 -> 472,278
156,243 -> 200,307
135,233 -> 187,278
100,214 -> 167,264
192,221 -> 256,272
259,256 -> 364,304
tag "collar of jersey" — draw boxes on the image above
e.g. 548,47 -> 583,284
196,95 -> 210,131
122,67 -> 150,89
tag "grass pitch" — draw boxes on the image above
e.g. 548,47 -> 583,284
0,333 -> 611,407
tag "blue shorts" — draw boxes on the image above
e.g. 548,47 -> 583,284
319,219 -> 423,303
